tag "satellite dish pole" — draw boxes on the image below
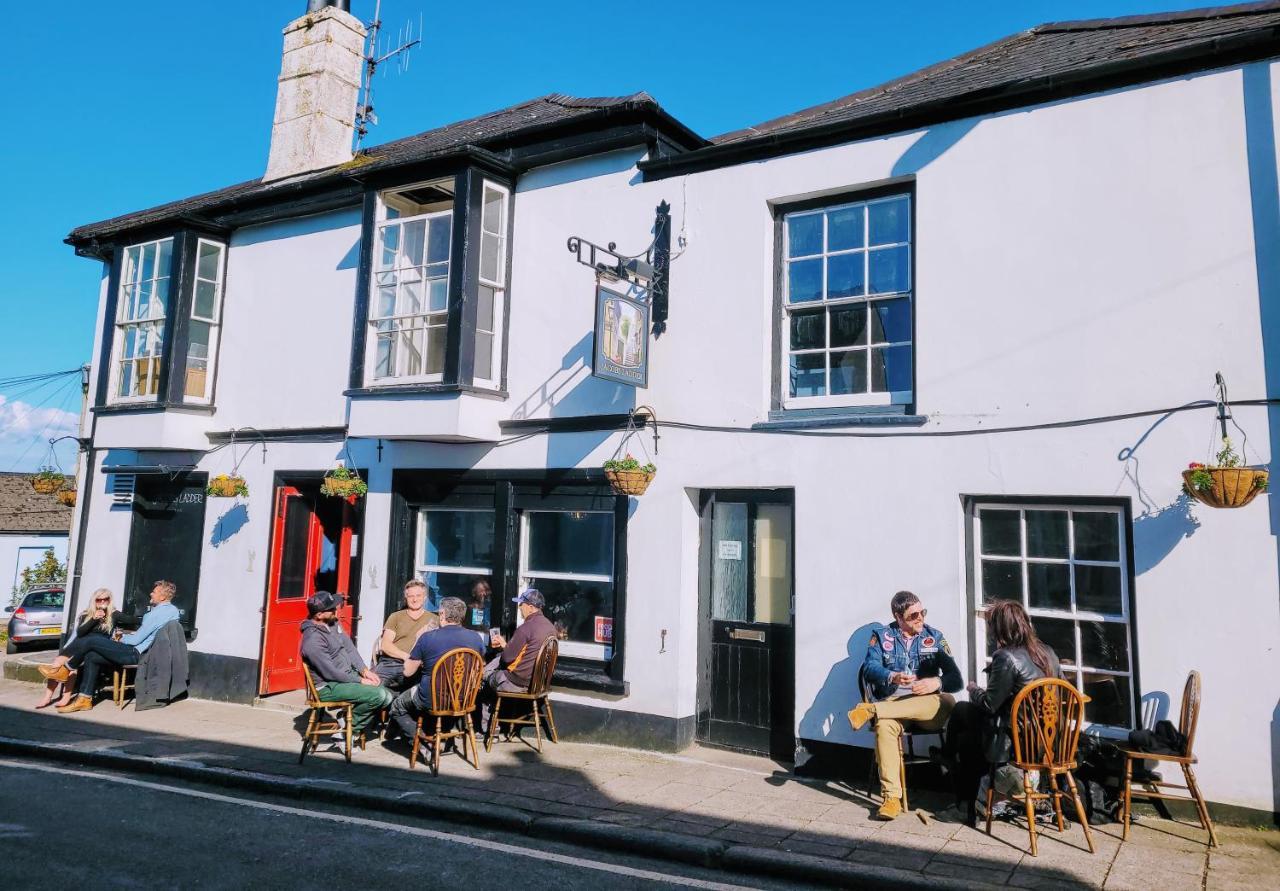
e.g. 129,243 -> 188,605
355,0 -> 422,150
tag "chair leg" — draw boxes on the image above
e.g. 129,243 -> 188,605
1182,764 -> 1219,848
1047,772 -> 1066,832
344,705 -> 353,763
984,764 -> 996,836
1063,770 -> 1095,854
1121,755 -> 1134,841
897,735 -> 908,812
432,718 -> 442,778
543,698 -> 559,744
465,715 -> 480,770
484,699 -> 496,753
532,700 -> 544,754
409,717 -> 423,769
299,709 -> 317,764
1023,771 -> 1039,857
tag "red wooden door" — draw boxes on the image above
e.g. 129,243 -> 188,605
259,486 -> 356,695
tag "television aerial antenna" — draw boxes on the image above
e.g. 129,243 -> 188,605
355,0 -> 422,149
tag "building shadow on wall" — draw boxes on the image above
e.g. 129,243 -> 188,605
1242,61 -> 1280,819
210,503 -> 250,548
1116,407 -> 1206,573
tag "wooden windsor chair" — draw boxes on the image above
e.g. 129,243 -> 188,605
485,637 -> 560,753
410,647 -> 484,776
1117,670 -> 1218,847
298,662 -> 366,764
985,677 -> 1095,857
855,666 -> 938,813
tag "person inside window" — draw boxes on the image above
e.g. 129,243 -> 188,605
373,580 -> 439,691
35,587 -> 122,709
938,599 -> 1063,821
463,578 -> 493,633
847,590 -> 963,820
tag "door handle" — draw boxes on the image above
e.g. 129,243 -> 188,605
728,628 -> 765,642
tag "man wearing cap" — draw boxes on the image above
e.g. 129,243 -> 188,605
299,591 -> 393,737
480,588 -> 558,729
387,596 -> 484,741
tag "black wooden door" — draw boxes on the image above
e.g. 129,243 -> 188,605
123,472 -> 207,635
696,491 -> 794,759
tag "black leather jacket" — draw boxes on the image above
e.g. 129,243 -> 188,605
972,645 -> 1062,763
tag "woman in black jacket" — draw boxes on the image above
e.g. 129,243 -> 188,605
940,600 -> 1063,816
34,588 -> 119,709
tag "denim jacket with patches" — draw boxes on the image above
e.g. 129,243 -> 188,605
862,621 -> 964,701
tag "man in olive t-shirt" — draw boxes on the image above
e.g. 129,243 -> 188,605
374,580 -> 439,691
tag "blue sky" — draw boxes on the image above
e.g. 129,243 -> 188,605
0,0 -> 1218,469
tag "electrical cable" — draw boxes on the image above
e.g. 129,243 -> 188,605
5,375 -> 81,471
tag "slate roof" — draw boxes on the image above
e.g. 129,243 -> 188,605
66,93 -> 706,246
0,473 -> 74,534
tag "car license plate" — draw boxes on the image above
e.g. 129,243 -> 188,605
39,627 -> 61,635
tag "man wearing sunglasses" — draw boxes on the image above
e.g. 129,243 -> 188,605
848,590 -> 962,819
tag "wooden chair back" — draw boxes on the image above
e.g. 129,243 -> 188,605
1009,678 -> 1088,771
1177,670 -> 1201,758
429,648 -> 484,716
857,664 -> 873,705
525,637 -> 559,698
301,661 -> 322,705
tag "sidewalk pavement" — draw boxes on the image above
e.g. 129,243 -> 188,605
0,675 -> 1275,890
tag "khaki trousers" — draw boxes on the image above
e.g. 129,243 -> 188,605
871,693 -> 954,800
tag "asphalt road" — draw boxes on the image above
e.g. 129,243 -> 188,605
0,758 -> 819,890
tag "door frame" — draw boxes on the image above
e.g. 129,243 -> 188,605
695,488 -> 796,758
122,470 -> 208,635
256,471 -> 367,695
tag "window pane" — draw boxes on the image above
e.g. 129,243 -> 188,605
184,320 -> 211,398
1073,512 -> 1119,561
711,501 -> 748,622
753,503 -> 792,625
482,185 -> 505,235
427,216 -> 451,264
423,510 -> 495,568
868,245 -> 909,294
789,308 -> 824,350
425,326 -> 446,375
422,570 -> 489,613
827,205 -> 864,252
480,232 -> 501,283
870,344 -> 911,392
1075,564 -> 1123,615
531,576 -> 614,646
787,214 -> 822,257
1030,616 -> 1077,667
1080,621 -> 1129,672
156,239 -> 173,278
401,276 -> 423,315
1083,672 -> 1131,727
869,197 -> 909,246
869,298 -> 910,344
826,252 -> 865,299
829,350 -> 867,395
980,509 -> 1022,556
830,304 -> 868,347
526,512 -> 613,576
981,559 -> 1022,603
194,280 -> 218,320
402,219 -> 426,267
375,329 -> 394,378
789,352 -> 825,397
476,284 -> 495,332
378,224 -> 400,270
1026,510 -> 1069,559
197,242 -> 222,281
1028,562 -> 1070,611
376,284 -> 397,318
428,277 -> 449,313
141,242 -> 156,281
474,332 -> 494,381
787,258 -> 823,303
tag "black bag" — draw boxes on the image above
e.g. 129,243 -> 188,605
1071,735 -> 1125,824
1127,720 -> 1186,756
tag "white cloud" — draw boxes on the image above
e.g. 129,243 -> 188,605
0,395 -> 81,472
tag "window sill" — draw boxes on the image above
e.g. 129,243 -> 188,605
755,407 -> 926,430
553,660 -> 628,696
345,383 -> 508,400
92,401 -> 217,416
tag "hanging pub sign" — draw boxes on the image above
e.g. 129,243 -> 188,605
592,284 -> 650,387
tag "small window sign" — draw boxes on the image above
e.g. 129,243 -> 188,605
592,285 -> 650,387
594,615 -> 613,644
717,540 -> 743,561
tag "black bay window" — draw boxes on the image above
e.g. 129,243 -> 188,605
349,164 -> 513,396
390,471 -> 628,693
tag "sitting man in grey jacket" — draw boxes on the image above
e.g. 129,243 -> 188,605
299,591 -> 393,737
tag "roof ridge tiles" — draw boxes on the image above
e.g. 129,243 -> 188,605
1036,0 -> 1280,33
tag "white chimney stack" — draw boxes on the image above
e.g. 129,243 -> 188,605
264,2 -> 367,182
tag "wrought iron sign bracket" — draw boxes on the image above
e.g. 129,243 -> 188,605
567,201 -> 672,334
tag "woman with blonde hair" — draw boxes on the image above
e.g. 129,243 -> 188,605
35,588 -> 118,709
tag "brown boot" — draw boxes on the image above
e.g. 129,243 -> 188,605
847,702 -> 875,731
39,663 -> 71,683
876,797 -> 904,820
56,695 -> 93,714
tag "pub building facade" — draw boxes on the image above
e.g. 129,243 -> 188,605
63,1 -> 1280,818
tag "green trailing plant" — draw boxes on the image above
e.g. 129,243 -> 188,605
604,454 -> 656,475
207,474 -> 249,498
31,467 -> 66,494
320,465 -> 368,498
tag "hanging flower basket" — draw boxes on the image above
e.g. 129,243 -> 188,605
207,474 -> 249,498
1182,464 -> 1268,509
604,455 -> 656,496
320,465 -> 368,499
56,488 -> 77,507
31,469 -> 65,495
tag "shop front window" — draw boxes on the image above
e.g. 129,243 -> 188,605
416,508 -> 495,611
520,510 -> 615,661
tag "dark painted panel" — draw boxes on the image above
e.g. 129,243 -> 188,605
546,699 -> 695,752
188,651 -> 259,704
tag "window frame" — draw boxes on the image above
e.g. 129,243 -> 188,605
414,506 -> 496,610
472,180 -> 510,389
771,181 -> 916,415
517,507 -> 616,662
183,237 -> 227,405
109,236 -> 175,404
966,496 -> 1140,733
